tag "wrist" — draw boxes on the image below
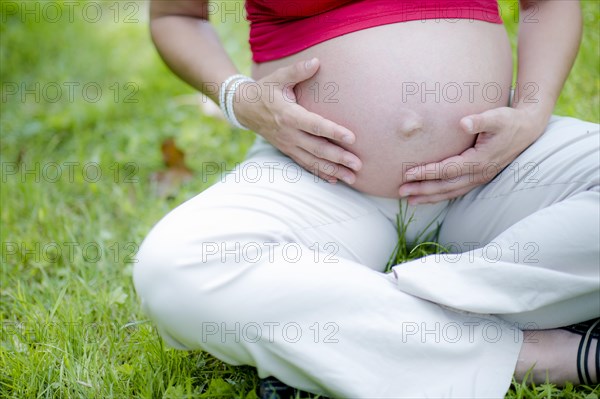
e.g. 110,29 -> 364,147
514,105 -> 550,141
511,84 -> 556,136
232,82 -> 259,130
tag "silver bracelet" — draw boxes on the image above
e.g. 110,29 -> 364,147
224,76 -> 255,129
219,74 -> 246,121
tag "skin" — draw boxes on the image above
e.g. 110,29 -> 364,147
251,19 -> 513,197
397,0 -> 584,204
148,0 -> 593,385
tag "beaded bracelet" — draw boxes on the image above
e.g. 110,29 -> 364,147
219,74 -> 245,118
219,74 -> 255,129
225,77 -> 254,129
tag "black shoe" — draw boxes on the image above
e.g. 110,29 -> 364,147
560,318 -> 600,385
257,376 -> 296,399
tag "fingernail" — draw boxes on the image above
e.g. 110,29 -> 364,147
347,161 -> 359,171
341,174 -> 355,185
342,135 -> 354,144
305,58 -> 316,69
399,188 -> 411,197
463,118 -> 473,132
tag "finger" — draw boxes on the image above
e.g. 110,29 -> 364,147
317,173 -> 338,184
271,58 -> 320,87
399,174 -> 478,197
307,163 -> 339,184
407,187 -> 472,205
289,152 -> 337,183
290,106 -> 356,144
461,107 -> 511,135
297,133 -> 362,171
405,146 -> 488,182
294,147 -> 356,185
404,155 -> 467,182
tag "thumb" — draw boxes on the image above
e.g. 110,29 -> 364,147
273,58 -> 320,87
460,107 -> 509,135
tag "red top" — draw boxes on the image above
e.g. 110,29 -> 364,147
245,0 -> 503,63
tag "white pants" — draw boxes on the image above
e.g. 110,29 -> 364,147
133,116 -> 600,398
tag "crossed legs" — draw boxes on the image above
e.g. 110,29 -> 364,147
134,116 -> 599,396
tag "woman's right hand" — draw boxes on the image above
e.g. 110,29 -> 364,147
233,58 -> 362,184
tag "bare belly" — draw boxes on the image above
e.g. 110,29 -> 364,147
252,20 -> 513,198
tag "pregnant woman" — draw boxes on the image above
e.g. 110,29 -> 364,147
133,0 -> 600,397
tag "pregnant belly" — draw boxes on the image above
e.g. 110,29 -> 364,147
252,20 -> 513,198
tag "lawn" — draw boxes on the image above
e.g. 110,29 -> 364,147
1,1 -> 599,398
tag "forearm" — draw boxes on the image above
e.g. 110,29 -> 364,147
150,1 -> 240,104
513,0 -> 583,134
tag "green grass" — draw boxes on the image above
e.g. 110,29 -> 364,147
1,1 -> 599,398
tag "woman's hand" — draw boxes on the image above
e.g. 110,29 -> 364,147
234,58 -> 362,184
398,107 -> 546,204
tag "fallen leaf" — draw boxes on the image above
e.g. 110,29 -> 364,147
150,137 -> 194,198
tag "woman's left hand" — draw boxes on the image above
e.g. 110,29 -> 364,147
398,106 -> 545,204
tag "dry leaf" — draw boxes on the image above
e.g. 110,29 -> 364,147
150,137 -> 194,198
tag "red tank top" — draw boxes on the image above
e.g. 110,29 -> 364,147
246,0 -> 503,63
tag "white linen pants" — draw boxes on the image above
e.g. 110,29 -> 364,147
133,116 -> 600,398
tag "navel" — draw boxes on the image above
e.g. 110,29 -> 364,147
395,109 -> 424,139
